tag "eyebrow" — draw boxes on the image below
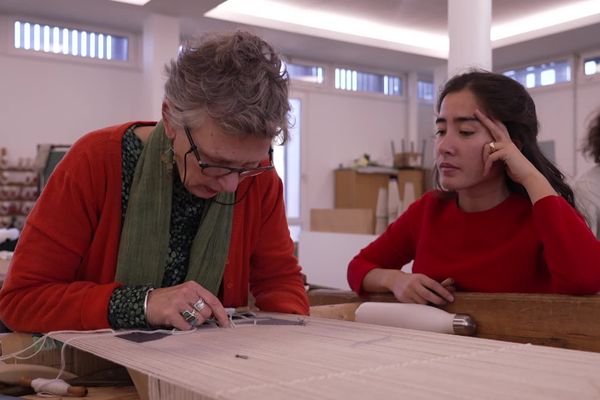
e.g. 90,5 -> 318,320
435,116 -> 480,124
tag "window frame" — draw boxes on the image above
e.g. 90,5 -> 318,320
333,65 -> 405,99
579,48 -> 600,84
286,56 -> 407,102
0,15 -> 140,70
416,79 -> 435,103
284,58 -> 325,86
498,55 -> 574,92
272,91 -> 307,236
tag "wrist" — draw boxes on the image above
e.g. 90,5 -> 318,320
143,288 -> 155,325
522,170 -> 557,204
382,270 -> 404,292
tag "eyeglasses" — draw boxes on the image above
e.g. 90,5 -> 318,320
184,126 -> 274,179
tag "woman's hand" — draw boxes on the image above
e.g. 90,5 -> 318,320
477,109 -> 537,183
383,271 -> 455,305
145,281 -> 230,330
476,109 -> 557,203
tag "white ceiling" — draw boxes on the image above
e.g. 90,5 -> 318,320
2,0 -> 600,74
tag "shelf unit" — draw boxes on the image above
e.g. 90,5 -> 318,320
334,168 -> 425,214
0,148 -> 38,229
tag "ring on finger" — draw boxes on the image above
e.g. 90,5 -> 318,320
181,309 -> 197,324
489,141 -> 497,152
193,298 -> 207,312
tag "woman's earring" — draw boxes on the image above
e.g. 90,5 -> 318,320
161,146 -> 176,165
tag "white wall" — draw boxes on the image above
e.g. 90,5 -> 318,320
529,76 -> 600,181
530,84 -> 576,179
0,53 -> 145,163
295,88 -> 408,227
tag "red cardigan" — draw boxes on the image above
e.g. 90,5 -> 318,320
0,122 -> 309,332
348,191 -> 600,295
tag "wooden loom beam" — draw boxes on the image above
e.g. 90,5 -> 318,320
308,289 -> 600,353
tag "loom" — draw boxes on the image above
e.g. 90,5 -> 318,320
44,312 -> 600,400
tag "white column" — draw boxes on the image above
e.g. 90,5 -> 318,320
447,0 -> 492,76
433,64 -> 448,107
406,72 -> 419,149
143,14 -> 180,120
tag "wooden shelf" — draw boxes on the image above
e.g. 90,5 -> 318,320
0,149 -> 38,228
334,168 -> 424,214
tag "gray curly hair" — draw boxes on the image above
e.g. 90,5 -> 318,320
163,31 -> 290,144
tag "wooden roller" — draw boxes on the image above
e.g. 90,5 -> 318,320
355,302 -> 477,335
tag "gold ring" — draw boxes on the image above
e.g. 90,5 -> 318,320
489,142 -> 497,152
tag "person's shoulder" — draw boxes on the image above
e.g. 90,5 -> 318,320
576,165 -> 600,184
574,165 -> 600,196
73,121 -> 153,149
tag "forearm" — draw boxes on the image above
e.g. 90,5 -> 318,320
522,170 -> 558,204
362,268 -> 404,293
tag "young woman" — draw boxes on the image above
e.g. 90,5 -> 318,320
348,71 -> 600,305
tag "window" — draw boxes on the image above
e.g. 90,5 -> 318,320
334,68 -> 403,96
417,80 -> 434,101
286,62 -> 324,84
584,56 -> 600,76
502,60 -> 571,88
273,98 -> 302,222
13,20 -> 128,61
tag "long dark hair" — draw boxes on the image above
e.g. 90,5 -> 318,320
435,70 -> 575,208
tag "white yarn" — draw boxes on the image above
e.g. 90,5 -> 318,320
30,378 -> 71,397
0,228 -> 19,243
45,314 -> 600,400
0,327 -> 194,382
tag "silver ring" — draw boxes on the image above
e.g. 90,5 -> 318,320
181,309 -> 197,323
193,298 -> 207,312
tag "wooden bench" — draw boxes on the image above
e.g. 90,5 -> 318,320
308,289 -> 600,353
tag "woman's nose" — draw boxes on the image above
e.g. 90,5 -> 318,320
217,172 -> 241,193
436,133 -> 455,156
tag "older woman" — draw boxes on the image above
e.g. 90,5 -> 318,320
0,31 -> 309,333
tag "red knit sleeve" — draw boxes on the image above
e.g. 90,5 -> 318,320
248,173 -> 309,315
347,193 -> 427,294
533,195 -> 600,294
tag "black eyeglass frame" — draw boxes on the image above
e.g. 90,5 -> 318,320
183,126 -> 274,179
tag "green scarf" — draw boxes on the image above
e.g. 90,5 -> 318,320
115,122 -> 234,295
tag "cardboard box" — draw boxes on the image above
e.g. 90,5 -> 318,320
334,169 -> 424,214
310,208 -> 374,234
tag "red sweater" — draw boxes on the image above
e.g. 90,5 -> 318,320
0,122 -> 309,332
348,191 -> 600,295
